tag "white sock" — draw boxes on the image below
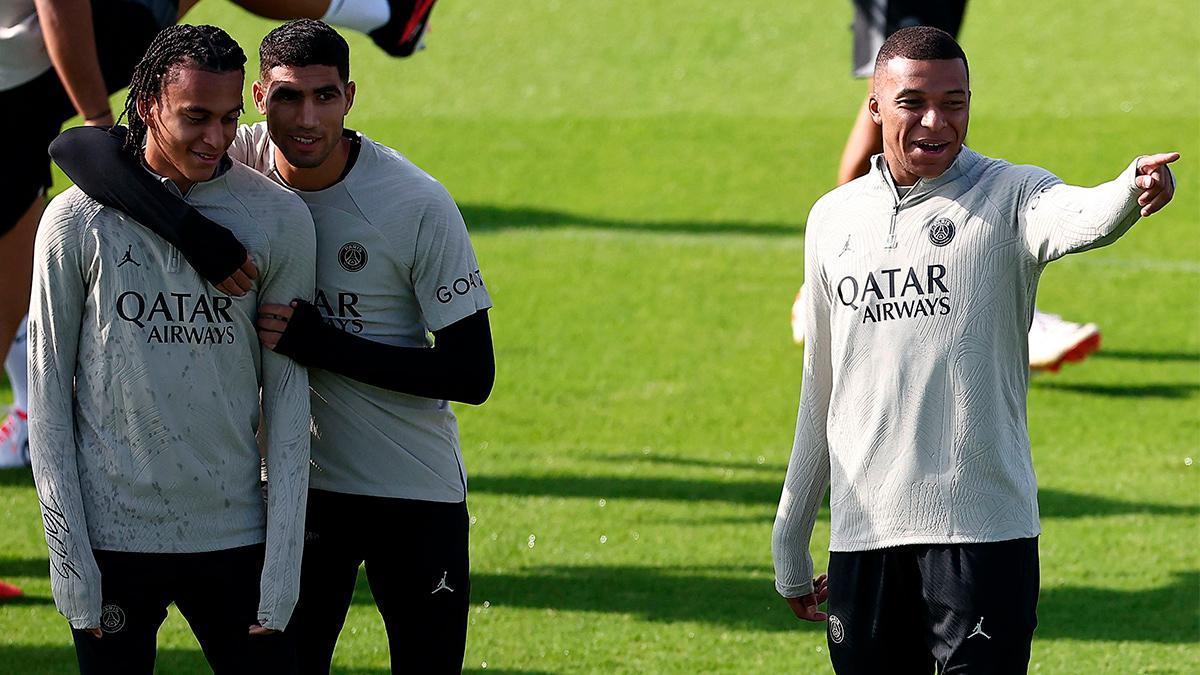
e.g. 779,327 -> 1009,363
4,315 -> 28,412
321,0 -> 392,34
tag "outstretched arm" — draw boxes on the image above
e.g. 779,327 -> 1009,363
49,125 -> 257,294
1021,153 -> 1179,263
258,304 -> 495,405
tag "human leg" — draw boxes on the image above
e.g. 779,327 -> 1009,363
71,550 -> 172,675
290,489 -> 369,674
363,497 -> 470,674
917,538 -> 1039,674
826,547 -> 936,674
836,87 -> 883,186
174,544 -> 296,674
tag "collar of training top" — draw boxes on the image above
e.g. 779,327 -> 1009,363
142,154 -> 235,198
871,146 -> 981,203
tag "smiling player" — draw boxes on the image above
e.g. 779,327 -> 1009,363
51,20 -> 493,673
771,26 -> 1177,674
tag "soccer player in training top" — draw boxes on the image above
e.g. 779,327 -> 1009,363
0,0 -> 439,463
771,27 -> 1177,674
52,19 -> 494,673
29,25 -> 315,673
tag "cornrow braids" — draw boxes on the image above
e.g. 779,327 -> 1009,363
118,24 -> 247,157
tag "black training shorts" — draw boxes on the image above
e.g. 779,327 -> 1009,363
850,0 -> 968,78
825,537 -> 1039,675
0,0 -> 174,235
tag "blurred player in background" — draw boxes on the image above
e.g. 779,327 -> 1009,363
789,0 -> 1102,375
0,0 -> 439,465
29,24 -> 315,672
772,26 -> 1177,673
52,19 -> 493,673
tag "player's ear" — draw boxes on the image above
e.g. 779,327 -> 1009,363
868,93 -> 882,124
252,80 -> 268,115
344,81 -> 356,115
138,96 -> 157,131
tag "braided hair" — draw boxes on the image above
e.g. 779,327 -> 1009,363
118,24 -> 246,157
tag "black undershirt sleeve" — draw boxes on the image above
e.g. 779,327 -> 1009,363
52,125 -> 495,405
48,125 -> 247,284
274,304 -> 495,405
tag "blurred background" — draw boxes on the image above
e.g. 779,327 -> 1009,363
1,0 -> 1197,672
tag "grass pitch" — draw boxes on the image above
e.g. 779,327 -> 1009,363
2,1 -> 1197,672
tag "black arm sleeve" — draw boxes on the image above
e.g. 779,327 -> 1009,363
275,304 -> 496,405
48,125 -> 248,284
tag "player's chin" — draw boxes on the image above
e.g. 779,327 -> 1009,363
279,142 -> 335,169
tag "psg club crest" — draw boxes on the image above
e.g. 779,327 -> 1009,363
828,614 -> 845,644
928,217 -> 956,247
339,242 -> 368,272
100,604 -> 126,634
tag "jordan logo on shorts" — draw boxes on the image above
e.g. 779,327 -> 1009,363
968,616 -> 991,640
431,570 -> 454,594
118,245 -> 141,268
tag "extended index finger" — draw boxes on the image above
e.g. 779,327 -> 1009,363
1138,152 -> 1181,173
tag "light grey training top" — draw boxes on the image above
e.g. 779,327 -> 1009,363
28,160 -> 317,630
231,123 -> 492,501
772,148 -> 1149,598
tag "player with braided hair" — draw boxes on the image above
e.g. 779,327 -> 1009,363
28,23 -> 316,674
2,0 -> 440,467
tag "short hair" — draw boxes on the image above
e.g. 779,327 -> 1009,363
874,26 -> 969,80
120,24 -> 246,157
259,19 -> 350,83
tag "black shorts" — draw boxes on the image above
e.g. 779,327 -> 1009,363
826,537 -> 1039,675
71,544 -> 294,675
288,489 -> 471,674
851,0 -> 968,77
0,0 -> 174,235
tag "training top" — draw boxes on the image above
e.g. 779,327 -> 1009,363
230,123 -> 492,501
28,160 -> 316,630
772,147 -> 1150,598
0,0 -> 49,90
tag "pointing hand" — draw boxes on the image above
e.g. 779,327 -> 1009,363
1134,152 -> 1179,217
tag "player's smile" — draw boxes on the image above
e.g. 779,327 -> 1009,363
255,64 -> 356,186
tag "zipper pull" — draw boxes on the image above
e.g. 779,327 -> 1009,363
168,246 -> 181,273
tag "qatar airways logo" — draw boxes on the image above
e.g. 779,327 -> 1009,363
314,290 -> 363,334
836,264 -> 951,324
115,291 -> 236,344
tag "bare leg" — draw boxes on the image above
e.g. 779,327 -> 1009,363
0,197 -> 42,354
836,82 -> 883,186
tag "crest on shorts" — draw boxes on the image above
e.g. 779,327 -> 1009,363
928,217 -> 955,247
100,604 -> 126,634
828,614 -> 845,644
339,242 -> 368,272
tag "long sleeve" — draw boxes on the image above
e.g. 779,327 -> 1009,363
771,208 -> 834,599
254,214 -> 317,631
49,125 -> 248,284
27,193 -> 103,629
276,303 -> 494,405
1020,159 -> 1145,264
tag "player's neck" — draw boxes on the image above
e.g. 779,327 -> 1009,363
275,135 -> 351,192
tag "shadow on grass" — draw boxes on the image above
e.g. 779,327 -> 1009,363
1091,349 -> 1200,363
0,466 -> 33,487
469,474 -> 1198,518
595,452 -> 785,473
1038,571 -> 1199,643
1032,382 -> 1200,399
349,564 -> 1198,643
460,204 -> 801,238
353,564 -> 806,633
0,556 -> 49,578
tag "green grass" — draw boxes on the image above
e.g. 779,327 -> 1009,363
2,0 -> 1198,672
